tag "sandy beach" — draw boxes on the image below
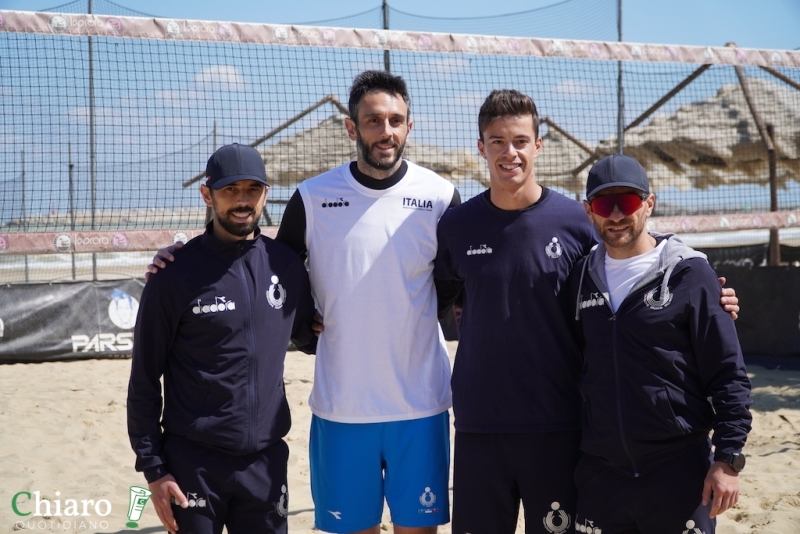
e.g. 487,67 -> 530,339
0,341 -> 799,533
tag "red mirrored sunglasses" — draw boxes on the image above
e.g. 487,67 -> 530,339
588,193 -> 647,218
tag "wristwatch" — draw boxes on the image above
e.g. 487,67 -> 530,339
720,452 -> 746,473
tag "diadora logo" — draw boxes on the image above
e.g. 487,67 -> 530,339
402,197 -> 433,211
579,292 -> 606,310
644,287 -> 673,310
466,244 -> 492,256
321,197 -> 349,208
576,517 -> 601,533
193,296 -> 235,315
543,501 -> 570,533
417,487 -> 438,514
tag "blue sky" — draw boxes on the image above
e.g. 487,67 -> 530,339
3,0 -> 799,50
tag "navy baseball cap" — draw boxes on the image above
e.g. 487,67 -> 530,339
586,154 -> 649,199
205,143 -> 268,190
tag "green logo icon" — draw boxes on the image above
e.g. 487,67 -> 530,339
126,486 -> 152,529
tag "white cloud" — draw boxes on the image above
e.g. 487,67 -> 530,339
195,65 -> 247,92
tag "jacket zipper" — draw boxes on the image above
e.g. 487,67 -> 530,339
612,314 -> 640,477
237,243 -> 258,452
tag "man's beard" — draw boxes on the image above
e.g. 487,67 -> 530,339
357,131 -> 407,171
217,206 -> 259,237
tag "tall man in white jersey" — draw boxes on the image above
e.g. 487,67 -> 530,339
278,70 -> 457,534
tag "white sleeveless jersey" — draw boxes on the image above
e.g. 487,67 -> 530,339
298,161 -> 454,423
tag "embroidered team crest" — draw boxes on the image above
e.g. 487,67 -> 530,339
267,275 -> 287,309
543,501 -> 570,533
419,487 -> 436,507
276,484 -> 288,517
545,237 -> 562,259
682,520 -> 706,534
644,286 -> 672,310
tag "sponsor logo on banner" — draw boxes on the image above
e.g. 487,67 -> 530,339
165,20 -> 181,38
322,29 -> 337,45
0,235 -> 7,252
111,232 -> 129,249
274,26 -> 288,42
71,287 -> 139,352
54,234 -> 72,252
49,15 -> 68,33
417,34 -> 433,50
71,332 -> 134,353
109,289 -> 139,329
106,17 -> 123,34
218,23 -> 234,40
173,231 -> 189,244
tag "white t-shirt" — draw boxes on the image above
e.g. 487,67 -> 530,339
298,161 -> 455,423
604,240 -> 667,312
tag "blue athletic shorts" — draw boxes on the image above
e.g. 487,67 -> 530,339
309,411 -> 451,533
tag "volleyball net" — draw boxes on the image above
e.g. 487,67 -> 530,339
1,9 -> 799,282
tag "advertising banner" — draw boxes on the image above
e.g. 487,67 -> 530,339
0,280 -> 144,362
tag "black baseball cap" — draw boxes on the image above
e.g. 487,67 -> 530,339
205,143 -> 268,190
586,154 -> 649,199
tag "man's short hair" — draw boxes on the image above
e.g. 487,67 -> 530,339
348,70 -> 411,122
478,89 -> 539,141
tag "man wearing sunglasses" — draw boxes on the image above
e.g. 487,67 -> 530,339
434,91 -> 741,534
568,154 -> 752,533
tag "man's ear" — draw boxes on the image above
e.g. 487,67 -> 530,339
583,200 -> 594,222
344,117 -> 357,141
200,184 -> 213,208
477,139 -> 487,160
645,193 -> 656,216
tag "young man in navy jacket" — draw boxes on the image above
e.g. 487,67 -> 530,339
127,143 -> 318,534
568,154 -> 752,533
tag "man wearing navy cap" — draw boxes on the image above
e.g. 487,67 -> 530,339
567,154 -> 752,533
128,143 -> 318,534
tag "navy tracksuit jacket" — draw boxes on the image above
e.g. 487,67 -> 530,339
568,233 -> 752,477
127,223 -> 317,483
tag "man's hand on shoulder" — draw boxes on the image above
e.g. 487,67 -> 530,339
702,461 -> 739,518
144,242 -> 183,283
718,277 -> 739,321
148,473 -> 188,534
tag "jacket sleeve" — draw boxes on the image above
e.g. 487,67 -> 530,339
126,274 -> 180,483
275,189 -> 308,260
289,257 -> 318,355
562,255 -> 588,354
686,259 -> 753,460
433,212 -> 465,320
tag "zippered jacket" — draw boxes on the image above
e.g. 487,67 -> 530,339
127,223 -> 317,482
568,233 -> 752,476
